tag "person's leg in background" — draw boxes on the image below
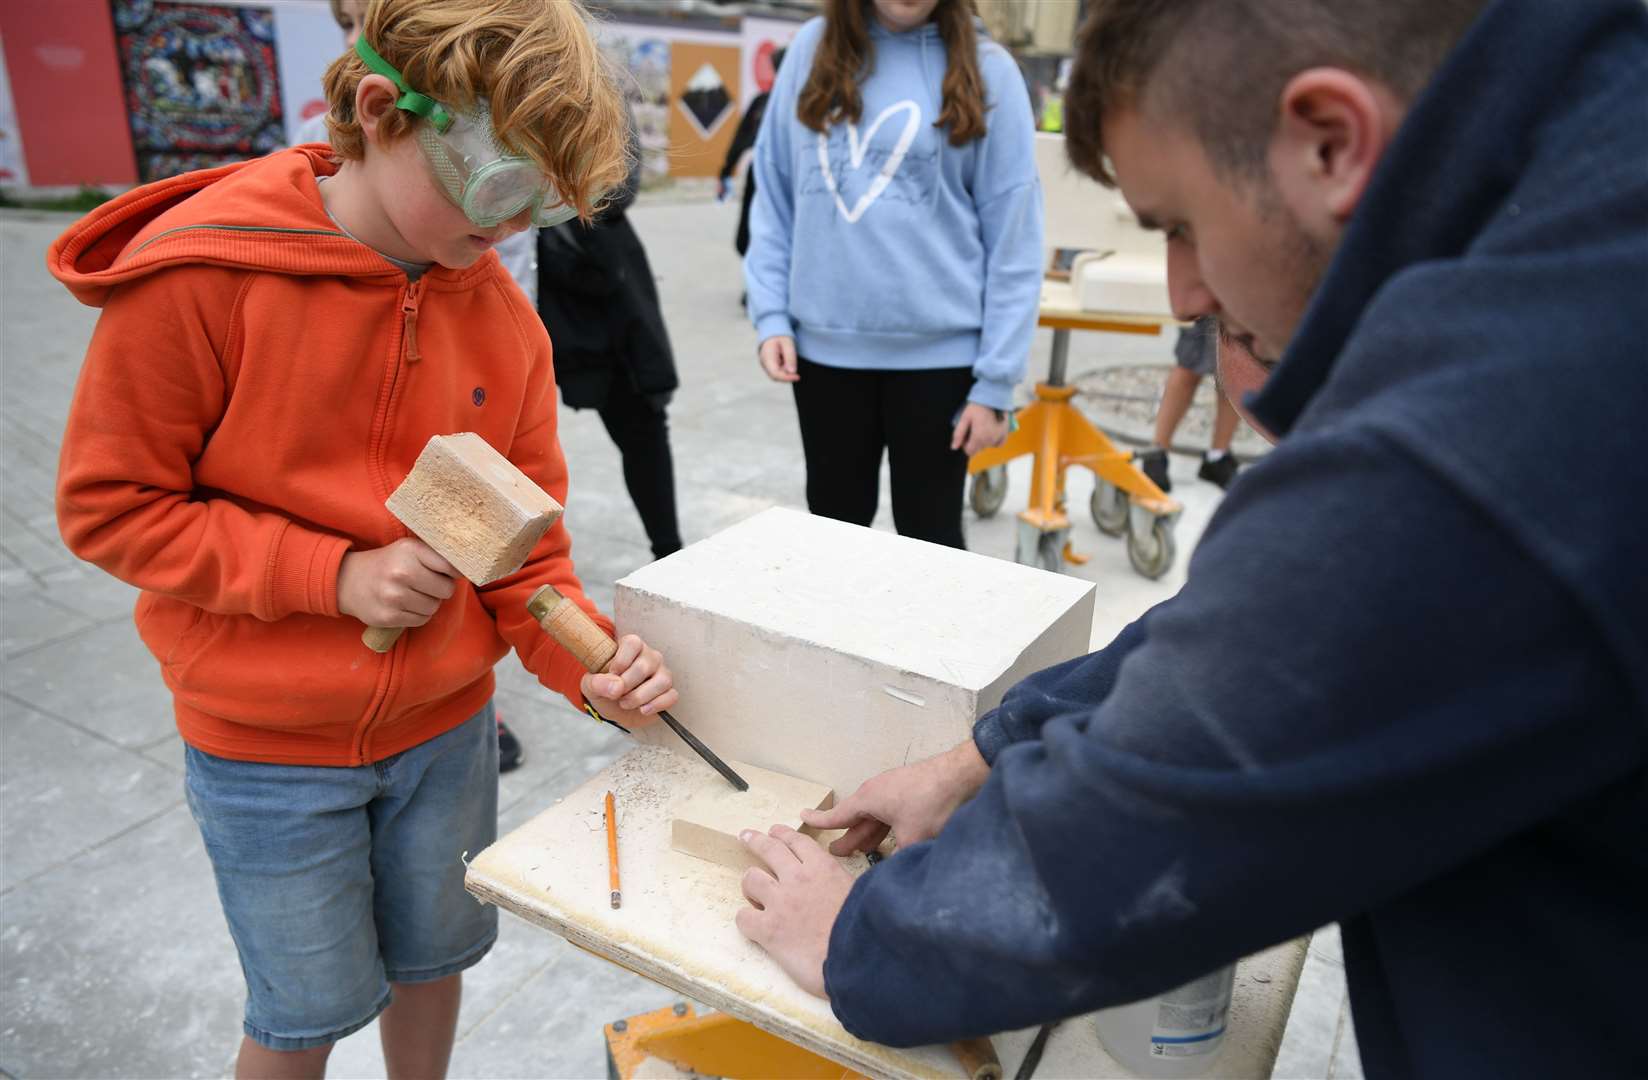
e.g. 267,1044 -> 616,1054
883,366 -> 976,549
598,377 -> 684,559
496,717 -> 523,774
736,174 -> 757,308
1199,390 -> 1241,488
792,358 -> 884,528
1140,365 -> 1203,493
1139,318 -> 1239,491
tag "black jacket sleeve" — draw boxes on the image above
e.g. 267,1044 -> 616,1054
603,104 -> 644,218
823,430 -> 1644,1046
720,93 -> 768,180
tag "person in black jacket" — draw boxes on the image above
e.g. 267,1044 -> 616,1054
732,1 -> 1648,1076
719,47 -> 785,266
537,116 -> 682,560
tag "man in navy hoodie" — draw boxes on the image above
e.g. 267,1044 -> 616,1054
733,0 -> 1648,1075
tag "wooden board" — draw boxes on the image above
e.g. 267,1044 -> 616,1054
1037,279 -> 1180,335
671,759 -> 834,871
466,745 -> 1310,1080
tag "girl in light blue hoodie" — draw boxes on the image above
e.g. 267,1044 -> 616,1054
746,0 -> 1044,549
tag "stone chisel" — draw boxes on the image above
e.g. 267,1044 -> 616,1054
527,584 -> 750,792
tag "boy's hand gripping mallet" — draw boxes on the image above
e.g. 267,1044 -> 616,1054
362,433 -> 563,652
527,584 -> 750,792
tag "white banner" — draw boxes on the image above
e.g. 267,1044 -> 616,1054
739,15 -> 802,112
0,30 -> 29,186
272,0 -> 346,144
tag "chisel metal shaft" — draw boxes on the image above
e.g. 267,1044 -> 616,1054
655,708 -> 748,791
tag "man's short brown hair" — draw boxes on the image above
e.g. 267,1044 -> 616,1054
1065,0 -> 1488,187
321,0 -> 628,221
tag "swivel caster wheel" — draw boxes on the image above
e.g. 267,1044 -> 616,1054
1126,514 -> 1177,580
970,466 -> 1008,518
1090,480 -> 1129,537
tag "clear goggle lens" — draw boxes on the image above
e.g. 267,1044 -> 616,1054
415,108 -> 578,229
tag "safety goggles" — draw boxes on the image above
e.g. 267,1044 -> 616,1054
354,36 -> 578,228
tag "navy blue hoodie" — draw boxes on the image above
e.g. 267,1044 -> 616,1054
820,1 -> 1648,1076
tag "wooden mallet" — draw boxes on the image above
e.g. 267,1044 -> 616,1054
361,433 -> 563,652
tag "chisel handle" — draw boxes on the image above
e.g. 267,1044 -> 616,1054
527,585 -> 750,792
951,1037 -> 1003,1080
527,584 -> 618,673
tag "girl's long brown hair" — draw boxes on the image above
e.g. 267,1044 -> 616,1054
797,0 -> 986,147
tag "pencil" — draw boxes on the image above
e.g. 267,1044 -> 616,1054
604,790 -> 621,909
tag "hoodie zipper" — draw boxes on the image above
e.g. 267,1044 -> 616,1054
401,277 -> 425,364
355,275 -> 427,761
368,276 -> 426,499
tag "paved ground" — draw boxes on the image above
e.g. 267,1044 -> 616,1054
0,193 -> 1352,1078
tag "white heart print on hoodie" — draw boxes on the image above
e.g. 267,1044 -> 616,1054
816,99 -> 923,224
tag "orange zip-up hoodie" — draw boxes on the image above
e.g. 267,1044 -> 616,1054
49,146 -> 613,766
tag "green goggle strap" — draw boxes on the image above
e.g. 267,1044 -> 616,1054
354,35 -> 452,134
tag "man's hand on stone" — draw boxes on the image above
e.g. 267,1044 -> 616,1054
735,825 -> 854,998
800,738 -> 991,857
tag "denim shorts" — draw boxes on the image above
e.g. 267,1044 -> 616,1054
1173,318 -> 1217,377
184,703 -> 499,1051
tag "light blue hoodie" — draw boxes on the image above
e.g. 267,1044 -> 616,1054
745,15 -> 1044,411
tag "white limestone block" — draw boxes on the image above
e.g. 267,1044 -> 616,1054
616,508 -> 1096,796
1073,252 -> 1171,316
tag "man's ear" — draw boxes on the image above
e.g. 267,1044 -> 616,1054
355,74 -> 400,147
1268,68 -> 1400,227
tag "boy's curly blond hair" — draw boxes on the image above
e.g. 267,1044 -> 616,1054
322,0 -> 629,221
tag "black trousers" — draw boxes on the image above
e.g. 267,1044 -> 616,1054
791,357 -> 974,549
598,378 -> 683,559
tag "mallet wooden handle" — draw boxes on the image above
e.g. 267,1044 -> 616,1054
362,625 -> 404,653
950,1037 -> 1003,1080
527,585 -> 618,672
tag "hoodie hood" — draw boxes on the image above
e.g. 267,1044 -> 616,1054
864,12 -> 986,43
47,145 -> 490,308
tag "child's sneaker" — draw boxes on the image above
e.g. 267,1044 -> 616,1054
1198,452 -> 1240,490
498,717 -> 524,773
1137,448 -> 1172,493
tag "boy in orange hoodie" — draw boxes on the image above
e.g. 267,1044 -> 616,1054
50,1 -> 670,1074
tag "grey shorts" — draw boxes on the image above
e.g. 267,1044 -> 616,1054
1173,320 -> 1217,377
